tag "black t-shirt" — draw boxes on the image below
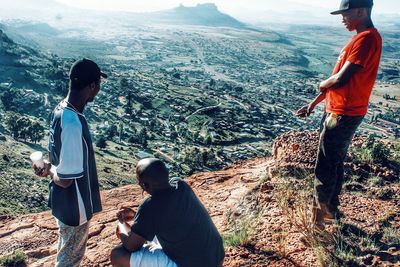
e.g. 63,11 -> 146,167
131,178 -> 224,267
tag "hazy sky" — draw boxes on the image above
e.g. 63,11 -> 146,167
55,0 -> 400,16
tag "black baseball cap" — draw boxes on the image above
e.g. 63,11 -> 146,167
331,0 -> 373,15
69,58 -> 108,88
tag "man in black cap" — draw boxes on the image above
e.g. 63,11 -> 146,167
34,58 -> 107,266
296,0 -> 382,229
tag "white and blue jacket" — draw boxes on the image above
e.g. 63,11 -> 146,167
48,100 -> 102,226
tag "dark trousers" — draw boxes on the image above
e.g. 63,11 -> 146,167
314,113 -> 364,211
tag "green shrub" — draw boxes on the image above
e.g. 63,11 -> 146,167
354,147 -> 373,165
223,220 -> 254,247
95,135 -> 108,149
368,175 -> 383,186
382,226 -> 400,245
354,137 -> 391,165
365,134 -> 376,149
0,250 -> 26,267
392,143 -> 400,164
370,142 -> 390,164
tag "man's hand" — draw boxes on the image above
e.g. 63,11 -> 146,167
116,222 -> 131,239
117,208 -> 136,223
297,91 -> 326,118
33,160 -> 51,177
296,104 -> 314,117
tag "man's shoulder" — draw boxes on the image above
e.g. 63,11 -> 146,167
355,28 -> 382,43
139,196 -> 155,210
60,108 -> 82,128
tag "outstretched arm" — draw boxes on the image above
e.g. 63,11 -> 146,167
319,61 -> 362,91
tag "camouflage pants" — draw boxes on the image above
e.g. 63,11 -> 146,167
56,219 -> 90,267
314,113 -> 364,212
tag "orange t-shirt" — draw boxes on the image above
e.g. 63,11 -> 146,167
325,28 -> 382,116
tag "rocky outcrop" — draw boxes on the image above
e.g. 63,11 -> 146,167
1,131 -> 399,266
272,130 -> 320,172
272,130 -> 399,181
0,159 -> 274,266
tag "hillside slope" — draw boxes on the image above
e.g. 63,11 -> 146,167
1,132 -> 399,266
0,25 -> 67,117
0,158 -> 271,266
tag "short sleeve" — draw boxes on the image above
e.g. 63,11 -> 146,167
56,110 -> 84,179
131,199 -> 156,241
347,33 -> 377,68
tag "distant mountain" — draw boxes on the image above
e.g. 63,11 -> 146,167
1,2 -> 247,30
152,3 -> 246,28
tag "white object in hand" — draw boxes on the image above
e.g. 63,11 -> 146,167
118,222 -> 130,236
30,151 -> 44,169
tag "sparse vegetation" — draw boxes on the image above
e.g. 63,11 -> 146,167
276,230 -> 289,258
333,228 -> 356,266
271,155 -> 400,267
96,135 -> 108,149
273,170 -> 339,266
354,146 -> 374,164
0,250 -> 27,267
353,135 -> 391,165
223,219 -> 255,247
378,207 -> 397,225
370,142 -> 391,164
382,226 -> 400,245
368,174 -> 384,186
0,8 -> 399,266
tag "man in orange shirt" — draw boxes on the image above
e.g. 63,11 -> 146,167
296,0 -> 382,229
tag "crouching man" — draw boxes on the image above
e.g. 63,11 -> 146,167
110,158 -> 225,267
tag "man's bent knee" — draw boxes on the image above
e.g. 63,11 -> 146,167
111,245 -> 131,267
